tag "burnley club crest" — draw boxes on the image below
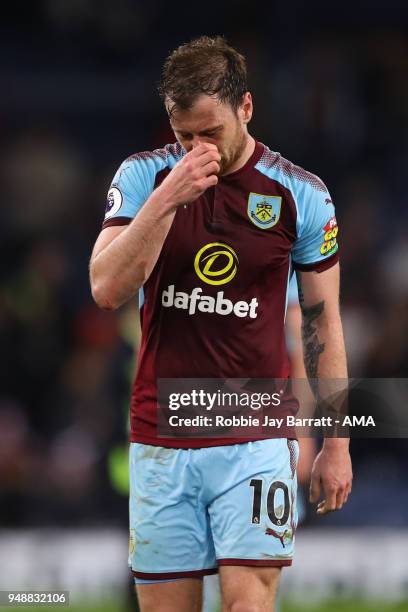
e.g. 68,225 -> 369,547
247,193 -> 282,230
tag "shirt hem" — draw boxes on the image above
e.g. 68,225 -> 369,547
102,216 -> 132,229
293,251 -> 339,273
129,429 -> 297,448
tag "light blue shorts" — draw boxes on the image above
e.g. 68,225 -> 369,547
129,438 -> 299,581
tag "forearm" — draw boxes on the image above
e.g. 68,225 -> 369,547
296,262 -> 352,511
91,142 -> 221,310
301,307 -> 347,380
301,300 -> 349,448
90,187 -> 176,309
307,311 -> 353,512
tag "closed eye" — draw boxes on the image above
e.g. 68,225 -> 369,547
199,126 -> 223,137
176,126 -> 223,140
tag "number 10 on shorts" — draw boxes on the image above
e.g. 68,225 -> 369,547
249,479 -> 291,526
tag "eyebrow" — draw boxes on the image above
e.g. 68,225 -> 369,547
175,125 -> 223,135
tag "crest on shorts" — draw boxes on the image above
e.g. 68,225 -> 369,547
247,193 -> 282,229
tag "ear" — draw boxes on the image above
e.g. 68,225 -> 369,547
241,92 -> 253,124
165,95 -> 176,118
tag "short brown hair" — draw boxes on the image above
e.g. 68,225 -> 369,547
159,36 -> 248,114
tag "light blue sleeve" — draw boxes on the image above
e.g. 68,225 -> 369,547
292,182 -> 338,267
254,149 -> 338,269
103,150 -> 172,225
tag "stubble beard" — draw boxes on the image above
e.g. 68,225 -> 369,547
219,127 -> 248,176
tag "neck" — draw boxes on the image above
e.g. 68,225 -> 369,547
222,133 -> 255,176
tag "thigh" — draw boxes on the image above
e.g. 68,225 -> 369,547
209,439 -> 299,568
136,578 -> 203,612
129,443 -> 217,579
219,565 -> 281,612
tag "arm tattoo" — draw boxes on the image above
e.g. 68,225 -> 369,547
301,300 -> 325,392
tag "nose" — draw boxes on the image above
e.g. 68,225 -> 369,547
191,137 -> 202,149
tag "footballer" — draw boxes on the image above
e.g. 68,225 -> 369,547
90,36 -> 353,612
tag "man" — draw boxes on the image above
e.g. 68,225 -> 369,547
90,36 -> 352,612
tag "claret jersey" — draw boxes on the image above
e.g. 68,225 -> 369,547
103,141 -> 339,447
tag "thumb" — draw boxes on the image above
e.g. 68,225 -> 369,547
309,474 -> 321,503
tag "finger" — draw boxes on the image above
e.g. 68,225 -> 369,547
200,174 -> 219,190
195,150 -> 221,167
317,479 -> 352,514
316,499 -> 336,515
343,482 -> 352,505
190,142 -> 219,156
316,500 -> 327,515
201,160 -> 220,177
322,484 -> 337,512
335,487 -> 345,510
309,475 -> 321,503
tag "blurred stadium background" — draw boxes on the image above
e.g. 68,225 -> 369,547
0,1 -> 407,610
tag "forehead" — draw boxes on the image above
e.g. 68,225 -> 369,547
168,95 -> 234,132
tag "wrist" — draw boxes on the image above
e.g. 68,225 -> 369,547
151,184 -> 178,214
322,437 -> 350,452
